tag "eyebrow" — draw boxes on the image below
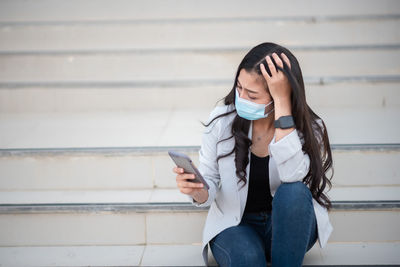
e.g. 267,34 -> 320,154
237,80 -> 258,94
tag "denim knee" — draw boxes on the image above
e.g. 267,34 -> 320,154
210,235 -> 266,267
272,181 -> 313,211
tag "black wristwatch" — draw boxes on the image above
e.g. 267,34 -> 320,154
274,115 -> 295,129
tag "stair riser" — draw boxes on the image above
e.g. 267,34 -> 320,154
0,150 -> 398,191
0,50 -> 398,83
1,243 -> 400,266
0,83 -> 398,113
1,20 -> 399,52
0,209 -> 398,246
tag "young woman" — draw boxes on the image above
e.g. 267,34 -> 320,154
173,42 -> 334,267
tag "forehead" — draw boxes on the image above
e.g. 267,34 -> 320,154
237,69 -> 268,93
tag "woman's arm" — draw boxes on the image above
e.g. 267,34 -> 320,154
274,97 -> 295,142
260,53 -> 310,183
269,97 -> 326,184
269,98 -> 311,183
187,107 -> 223,207
269,114 -> 327,185
269,128 -> 311,183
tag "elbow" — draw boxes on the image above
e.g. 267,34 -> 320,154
279,167 -> 309,183
277,153 -> 311,183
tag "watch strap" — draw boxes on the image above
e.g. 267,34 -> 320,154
274,115 -> 295,129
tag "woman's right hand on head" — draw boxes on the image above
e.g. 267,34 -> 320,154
173,166 -> 206,196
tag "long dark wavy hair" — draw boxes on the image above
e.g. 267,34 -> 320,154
201,42 -> 334,211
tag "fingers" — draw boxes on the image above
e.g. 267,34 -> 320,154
260,62 -> 271,80
176,171 -> 196,181
178,180 -> 204,189
260,52 -> 291,80
280,52 -> 291,69
260,53 -> 279,81
173,166 -> 183,174
266,54 -> 277,74
272,52 -> 283,69
173,167 -> 204,192
177,173 -> 204,195
173,167 -> 197,182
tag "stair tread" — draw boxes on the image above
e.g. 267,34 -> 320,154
1,186 -> 399,205
0,242 -> 399,266
1,107 -> 399,149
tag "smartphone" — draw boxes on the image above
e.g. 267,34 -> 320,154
168,150 -> 210,190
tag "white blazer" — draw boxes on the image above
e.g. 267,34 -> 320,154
187,103 -> 333,266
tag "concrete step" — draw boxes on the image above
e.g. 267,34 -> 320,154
0,0 -> 398,23
0,82 -> 399,113
0,243 -> 399,266
0,49 -> 399,86
0,108 -> 398,148
0,19 -> 399,53
1,187 -> 399,205
0,0 -> 398,266
0,188 -> 399,246
0,145 -> 399,191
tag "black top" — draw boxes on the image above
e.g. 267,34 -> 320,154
243,152 -> 273,213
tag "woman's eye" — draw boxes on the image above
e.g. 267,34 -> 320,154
236,86 -> 255,99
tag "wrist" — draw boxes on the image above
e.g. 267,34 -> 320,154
191,188 -> 208,203
274,97 -> 291,106
274,99 -> 292,120
274,115 -> 295,129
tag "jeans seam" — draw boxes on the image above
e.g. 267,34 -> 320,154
302,189 -> 313,200
305,204 -> 318,251
307,222 -> 318,251
211,239 -> 232,266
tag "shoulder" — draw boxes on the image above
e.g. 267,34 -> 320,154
202,104 -> 235,137
209,103 -> 235,118
206,104 -> 236,126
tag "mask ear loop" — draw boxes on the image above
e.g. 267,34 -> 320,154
264,100 -> 274,116
264,107 -> 275,117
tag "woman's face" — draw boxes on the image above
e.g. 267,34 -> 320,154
236,68 -> 273,106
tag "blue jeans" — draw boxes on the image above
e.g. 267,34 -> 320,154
209,181 -> 318,267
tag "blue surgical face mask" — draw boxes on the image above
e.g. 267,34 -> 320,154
235,87 -> 274,120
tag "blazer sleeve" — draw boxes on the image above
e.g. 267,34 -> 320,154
187,107 -> 222,207
268,118 -> 325,183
